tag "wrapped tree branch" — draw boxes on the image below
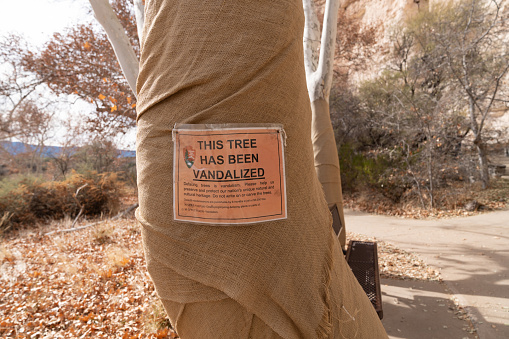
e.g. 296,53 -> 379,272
303,0 -> 347,247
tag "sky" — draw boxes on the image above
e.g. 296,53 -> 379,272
0,0 -> 90,46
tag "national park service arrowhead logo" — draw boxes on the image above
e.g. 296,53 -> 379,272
183,146 -> 196,168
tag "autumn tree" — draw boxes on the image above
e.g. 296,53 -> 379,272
18,0 -> 138,135
0,35 -> 59,173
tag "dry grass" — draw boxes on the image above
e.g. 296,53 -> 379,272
90,221 -> 115,245
0,243 -> 12,262
0,172 -> 123,232
344,178 -> 509,219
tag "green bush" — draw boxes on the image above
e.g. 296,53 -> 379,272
339,143 -> 409,202
339,144 -> 388,189
0,171 -> 122,232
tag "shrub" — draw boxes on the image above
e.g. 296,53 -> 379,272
338,143 -> 410,202
0,171 -> 122,232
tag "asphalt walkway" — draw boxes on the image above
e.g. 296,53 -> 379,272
346,208 -> 509,339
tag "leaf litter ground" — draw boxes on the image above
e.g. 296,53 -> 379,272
0,218 -> 176,339
343,178 -> 509,219
0,216 -> 462,338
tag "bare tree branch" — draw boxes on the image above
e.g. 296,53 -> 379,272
88,0 -> 139,95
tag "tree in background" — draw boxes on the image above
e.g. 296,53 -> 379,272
358,62 -> 468,208
408,0 -> 509,189
329,6 -> 378,154
340,0 -> 508,208
75,138 -> 120,174
0,35 -> 57,174
0,36 -> 46,141
49,118 -> 85,178
10,100 -> 54,174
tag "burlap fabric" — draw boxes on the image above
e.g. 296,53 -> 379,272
136,0 -> 388,338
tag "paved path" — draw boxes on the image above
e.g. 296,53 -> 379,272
379,279 -> 476,338
346,208 -> 509,339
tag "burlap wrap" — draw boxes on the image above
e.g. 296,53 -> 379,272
136,0 -> 387,337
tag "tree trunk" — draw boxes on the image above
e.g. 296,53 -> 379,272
311,98 -> 346,246
468,97 -> 489,189
303,0 -> 346,248
427,149 -> 434,209
88,0 -> 139,95
474,136 -> 490,189
133,0 -> 145,42
91,0 -> 347,246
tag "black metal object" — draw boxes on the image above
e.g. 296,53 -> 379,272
330,204 -> 343,236
345,240 -> 384,319
328,205 -> 383,317
329,204 -> 347,255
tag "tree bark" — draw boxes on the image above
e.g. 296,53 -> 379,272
133,0 -> 145,43
88,0 -> 139,95
468,96 -> 489,188
304,0 -> 339,103
303,0 -> 320,76
474,136 -> 490,189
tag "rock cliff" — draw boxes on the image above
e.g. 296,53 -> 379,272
339,0 -> 430,82
337,0 -> 508,136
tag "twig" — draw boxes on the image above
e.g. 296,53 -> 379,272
45,203 -> 139,236
0,212 -> 13,236
71,206 -> 85,229
112,203 -> 139,220
70,183 -> 88,229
